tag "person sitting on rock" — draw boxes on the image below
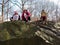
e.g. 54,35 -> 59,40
10,11 -> 20,21
22,9 -> 31,22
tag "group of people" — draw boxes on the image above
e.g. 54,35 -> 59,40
10,9 -> 47,24
10,9 -> 31,22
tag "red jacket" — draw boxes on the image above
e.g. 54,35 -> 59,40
22,10 -> 31,20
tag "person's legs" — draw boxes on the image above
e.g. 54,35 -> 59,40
40,16 -> 44,22
43,16 -> 47,24
24,17 -> 28,22
45,17 -> 47,24
28,17 -> 31,21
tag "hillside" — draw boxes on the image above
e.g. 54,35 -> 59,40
0,21 -> 37,41
0,20 -> 60,45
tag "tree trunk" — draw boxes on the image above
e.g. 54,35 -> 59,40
7,0 -> 9,21
2,0 -> 4,22
22,1 -> 24,12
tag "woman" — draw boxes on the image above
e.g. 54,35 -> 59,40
22,9 -> 31,22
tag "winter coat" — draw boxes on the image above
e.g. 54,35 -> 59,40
22,10 -> 31,21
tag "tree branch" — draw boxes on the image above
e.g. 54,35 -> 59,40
4,0 -> 9,4
10,0 -> 22,9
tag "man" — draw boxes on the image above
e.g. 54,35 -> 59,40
41,10 -> 47,24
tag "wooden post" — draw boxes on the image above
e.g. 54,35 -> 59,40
2,0 -> 4,22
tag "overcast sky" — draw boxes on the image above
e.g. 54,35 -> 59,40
9,0 -> 60,11
0,0 -> 60,11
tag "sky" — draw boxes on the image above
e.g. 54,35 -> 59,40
9,0 -> 60,12
0,0 -> 60,5
50,0 -> 59,4
0,0 -> 60,12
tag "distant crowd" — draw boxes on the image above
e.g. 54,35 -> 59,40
10,9 -> 47,24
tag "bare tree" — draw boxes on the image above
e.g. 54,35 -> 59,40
2,0 -> 4,22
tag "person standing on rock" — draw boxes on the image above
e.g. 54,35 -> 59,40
40,9 -> 47,24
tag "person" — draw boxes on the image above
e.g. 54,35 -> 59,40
40,9 -> 47,24
10,11 -> 20,21
22,9 -> 31,22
